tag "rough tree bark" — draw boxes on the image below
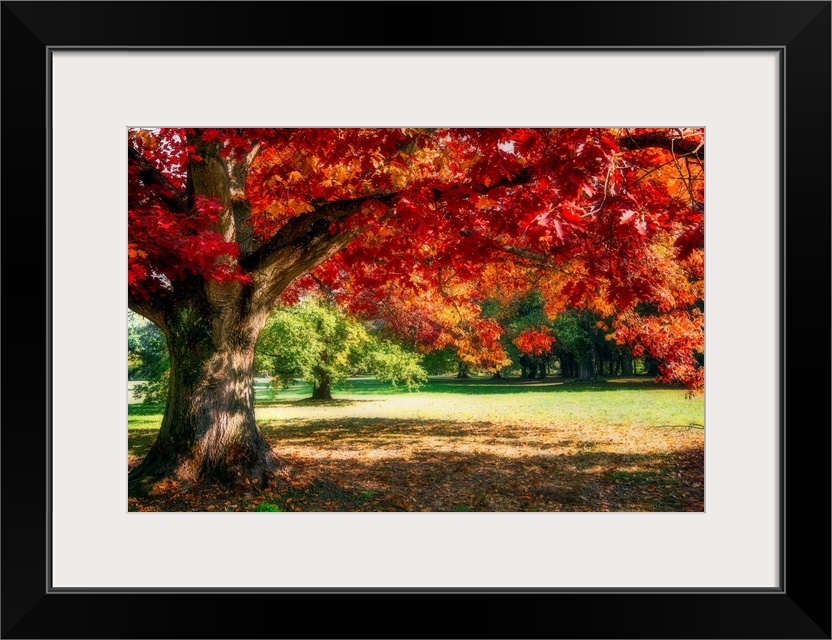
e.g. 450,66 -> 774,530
128,298 -> 282,494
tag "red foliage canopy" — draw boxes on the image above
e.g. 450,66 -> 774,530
128,127 -> 704,388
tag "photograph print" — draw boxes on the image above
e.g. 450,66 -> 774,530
127,127 -> 704,513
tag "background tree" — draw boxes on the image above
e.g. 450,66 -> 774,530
255,298 -> 428,399
128,127 -> 704,491
255,299 -> 370,400
365,338 -> 428,391
552,310 -> 598,380
419,348 -> 458,375
128,310 -> 169,403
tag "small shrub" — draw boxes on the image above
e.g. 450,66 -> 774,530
255,502 -> 283,512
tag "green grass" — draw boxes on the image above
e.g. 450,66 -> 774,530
129,375 -> 704,433
254,376 -> 702,432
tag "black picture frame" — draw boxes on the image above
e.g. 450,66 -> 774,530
2,2 -> 829,638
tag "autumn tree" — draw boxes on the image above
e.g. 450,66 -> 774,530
128,127 -> 704,492
332,266 -> 512,377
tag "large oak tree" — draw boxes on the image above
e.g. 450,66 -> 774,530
128,127 -> 704,493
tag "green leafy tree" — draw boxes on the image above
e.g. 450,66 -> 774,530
552,310 -> 598,380
256,299 -> 427,399
128,310 -> 170,403
367,339 -> 428,390
419,347 -> 458,375
256,300 -> 367,400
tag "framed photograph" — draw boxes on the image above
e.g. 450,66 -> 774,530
2,1 -> 828,638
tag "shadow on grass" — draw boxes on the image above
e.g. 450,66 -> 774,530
259,417 -> 477,444
255,398 -> 377,409
129,438 -> 704,512
128,403 -> 165,416
258,416 -> 700,446
334,447 -> 702,512
128,428 -> 158,459
252,417 -> 704,512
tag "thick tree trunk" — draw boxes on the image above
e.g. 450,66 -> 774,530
578,360 -> 593,380
311,370 -> 333,400
456,361 -> 470,379
128,309 -> 282,496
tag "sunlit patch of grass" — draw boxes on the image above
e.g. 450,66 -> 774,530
128,403 -> 165,429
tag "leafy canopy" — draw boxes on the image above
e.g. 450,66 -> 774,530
129,127 -> 704,389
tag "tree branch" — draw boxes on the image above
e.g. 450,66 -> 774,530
310,273 -> 336,305
239,192 -> 396,272
247,216 -> 368,317
460,228 -> 573,274
128,293 -> 169,331
240,158 -> 549,315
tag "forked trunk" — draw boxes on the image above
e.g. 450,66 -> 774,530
128,311 -> 282,495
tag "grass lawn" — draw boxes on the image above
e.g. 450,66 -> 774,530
128,375 -> 704,512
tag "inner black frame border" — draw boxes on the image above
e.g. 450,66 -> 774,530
2,2 -> 829,638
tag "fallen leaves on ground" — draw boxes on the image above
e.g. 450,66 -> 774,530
128,414 -> 703,512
